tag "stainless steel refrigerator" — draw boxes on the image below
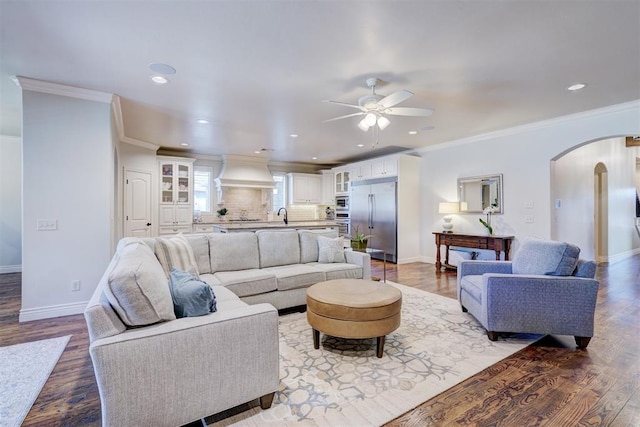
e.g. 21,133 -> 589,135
350,177 -> 397,263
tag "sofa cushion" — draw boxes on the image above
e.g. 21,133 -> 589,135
306,262 -> 363,280
257,230 -> 300,268
317,236 -> 346,263
573,259 -> 597,278
262,264 -> 326,291
168,268 -> 217,318
155,233 -> 200,277
299,229 -> 340,263
104,241 -> 176,326
185,234 -> 211,274
213,269 -> 277,298
209,232 -> 259,272
512,237 -> 580,276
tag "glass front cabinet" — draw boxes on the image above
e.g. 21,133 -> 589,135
158,156 -> 195,235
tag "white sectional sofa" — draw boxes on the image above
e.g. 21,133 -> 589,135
84,228 -> 370,426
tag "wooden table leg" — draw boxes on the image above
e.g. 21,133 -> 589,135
435,243 -> 442,271
376,336 -> 386,358
313,328 -> 320,349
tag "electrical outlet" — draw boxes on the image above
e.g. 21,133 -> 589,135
37,219 -> 57,231
524,201 -> 534,209
524,215 -> 534,223
71,280 -> 81,292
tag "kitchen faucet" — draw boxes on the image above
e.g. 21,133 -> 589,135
277,207 -> 288,225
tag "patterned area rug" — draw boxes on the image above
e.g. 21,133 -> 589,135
0,335 -> 71,427
210,283 -> 539,426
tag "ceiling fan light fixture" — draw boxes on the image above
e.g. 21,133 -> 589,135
377,115 -> 390,130
358,118 -> 370,131
364,112 -> 377,127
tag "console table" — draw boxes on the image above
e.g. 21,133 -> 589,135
433,232 -> 515,271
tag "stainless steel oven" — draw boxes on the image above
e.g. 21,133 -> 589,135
335,210 -> 350,236
335,195 -> 349,211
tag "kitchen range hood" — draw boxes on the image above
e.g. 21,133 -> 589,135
214,155 -> 275,189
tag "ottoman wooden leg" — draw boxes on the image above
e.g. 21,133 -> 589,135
376,336 -> 386,358
313,328 -> 320,349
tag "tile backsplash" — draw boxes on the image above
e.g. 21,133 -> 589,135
198,187 -> 334,222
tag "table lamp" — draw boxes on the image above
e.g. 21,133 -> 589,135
438,202 -> 459,233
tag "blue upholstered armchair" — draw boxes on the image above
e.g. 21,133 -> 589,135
457,237 -> 599,349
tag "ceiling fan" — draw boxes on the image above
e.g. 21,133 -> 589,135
322,78 -> 434,131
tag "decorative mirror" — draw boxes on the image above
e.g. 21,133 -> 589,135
457,174 -> 503,214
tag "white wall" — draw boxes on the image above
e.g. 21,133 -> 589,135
21,90 -> 113,321
419,101 -> 640,263
0,135 -> 22,273
552,137 -> 640,261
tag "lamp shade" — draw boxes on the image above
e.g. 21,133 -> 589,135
377,115 -> 390,130
357,118 -> 370,131
364,112 -> 377,126
438,202 -> 460,214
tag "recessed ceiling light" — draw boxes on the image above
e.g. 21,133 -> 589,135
180,142 -> 189,147
290,134 -> 299,138
150,75 -> 168,85
196,119 -> 209,124
567,83 -> 587,91
254,151 -> 261,154
357,144 -> 364,148
149,63 -> 176,75
312,156 -> 318,160
408,130 -> 418,135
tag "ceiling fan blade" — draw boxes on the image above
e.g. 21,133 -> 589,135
384,107 -> 434,117
322,100 -> 365,111
323,112 -> 365,123
377,89 -> 413,109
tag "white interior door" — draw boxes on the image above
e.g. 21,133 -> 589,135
124,169 -> 152,237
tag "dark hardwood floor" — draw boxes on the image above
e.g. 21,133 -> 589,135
1,255 -> 638,426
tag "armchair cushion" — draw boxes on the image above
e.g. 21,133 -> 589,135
512,237 -> 580,276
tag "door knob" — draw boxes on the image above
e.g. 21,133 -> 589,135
146,222 -> 151,226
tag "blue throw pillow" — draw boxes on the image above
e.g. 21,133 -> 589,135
168,268 -> 217,318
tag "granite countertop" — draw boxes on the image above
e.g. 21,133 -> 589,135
195,220 -> 338,230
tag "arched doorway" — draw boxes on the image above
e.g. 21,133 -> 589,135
594,162 -> 608,262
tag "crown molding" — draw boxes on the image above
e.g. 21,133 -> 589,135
111,95 -> 159,151
419,99 -> 640,153
12,76 -> 113,103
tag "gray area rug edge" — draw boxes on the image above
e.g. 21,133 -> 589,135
209,282 -> 539,426
0,335 -> 71,427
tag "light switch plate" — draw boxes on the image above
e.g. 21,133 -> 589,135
37,219 -> 57,231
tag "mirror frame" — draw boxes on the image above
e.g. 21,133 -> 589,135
457,174 -> 504,214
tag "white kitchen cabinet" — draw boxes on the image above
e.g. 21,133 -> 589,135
287,173 -> 322,204
158,156 -> 195,234
350,161 -> 371,181
333,169 -> 350,195
321,170 -> 335,205
371,157 -> 398,178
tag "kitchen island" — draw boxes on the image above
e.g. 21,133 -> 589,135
193,220 -> 339,234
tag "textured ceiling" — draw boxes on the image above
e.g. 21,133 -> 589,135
1,1 -> 639,165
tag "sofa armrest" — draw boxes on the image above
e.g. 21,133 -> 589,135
457,260 -> 513,290
345,250 -> 371,280
89,303 -> 279,426
482,274 -> 599,336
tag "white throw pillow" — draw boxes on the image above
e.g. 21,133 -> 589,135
105,241 -> 176,326
155,233 -> 199,277
317,236 -> 346,263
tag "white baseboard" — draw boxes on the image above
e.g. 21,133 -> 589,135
19,301 -> 88,322
0,264 -> 22,274
604,248 -> 640,265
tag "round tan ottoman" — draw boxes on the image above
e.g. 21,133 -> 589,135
306,279 -> 402,358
